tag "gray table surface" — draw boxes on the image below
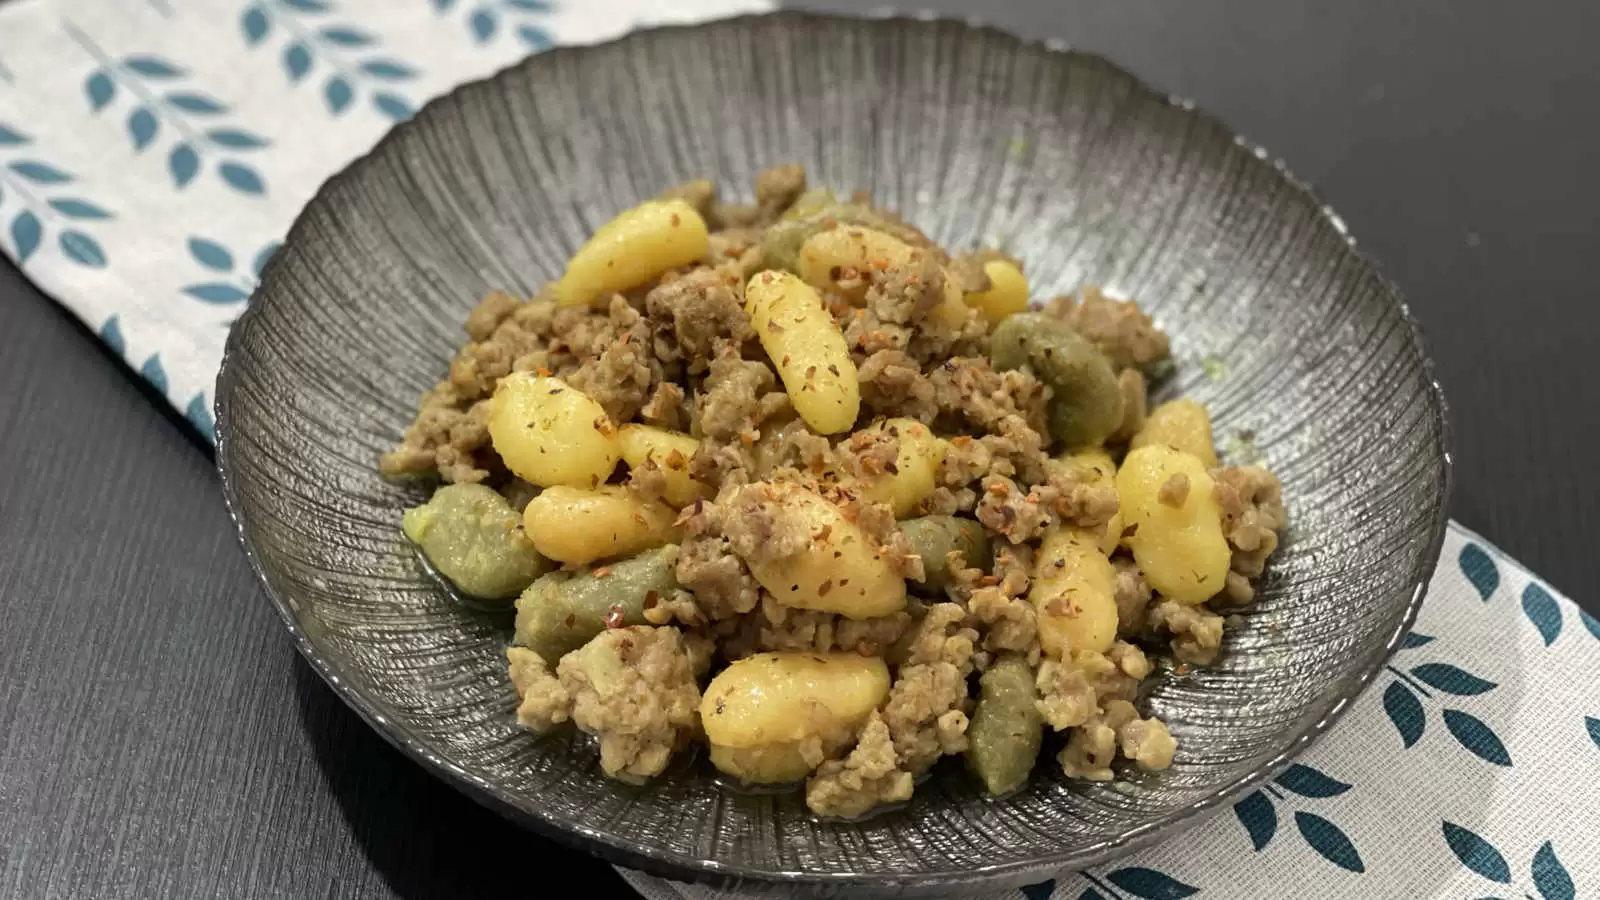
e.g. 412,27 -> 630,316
2,1 -> 1595,897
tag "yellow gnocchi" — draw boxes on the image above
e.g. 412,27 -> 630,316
1031,527 -> 1119,657
1062,448 -> 1124,556
1117,444 -> 1230,604
962,259 -> 1030,322
617,424 -> 709,508
487,373 -> 620,488
521,485 -> 679,566
1131,398 -> 1218,467
555,199 -> 709,307
735,481 -> 906,619
701,652 -> 890,783
745,270 -> 860,434
856,417 -> 949,518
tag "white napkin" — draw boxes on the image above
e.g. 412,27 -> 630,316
1,3 -> 1594,898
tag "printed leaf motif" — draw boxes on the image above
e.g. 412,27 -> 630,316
166,92 -> 228,115
360,59 -> 416,80
123,55 -> 184,78
1586,716 -> 1600,751
140,354 -> 169,395
1443,821 -> 1511,883
324,76 -> 353,114
1442,709 -> 1511,766
1382,681 -> 1425,748
207,128 -> 269,149
59,231 -> 107,267
1521,583 -> 1562,646
471,8 -> 497,42
1232,790 -> 1276,851
0,123 -> 27,144
10,160 -> 72,184
1400,631 -> 1435,649
1459,543 -> 1499,600
373,92 -> 413,121
1019,879 -> 1055,900
241,6 -> 270,45
1104,868 -> 1198,900
1293,812 -> 1364,873
219,162 -> 266,196
169,143 -> 199,187
282,0 -> 330,10
430,0 -> 456,11
86,70 -> 116,110
183,283 -> 250,304
252,241 -> 280,279
100,315 -> 125,355
318,26 -> 374,47
49,198 -> 113,220
284,43 -> 313,82
185,393 -> 216,444
1532,842 -> 1574,900
1078,891 -> 1107,900
518,24 -> 552,50
11,210 -> 41,263
1582,609 -> 1600,641
1273,764 -> 1350,798
505,0 -> 553,8
1409,663 -> 1495,696
128,107 -> 159,150
188,237 -> 234,271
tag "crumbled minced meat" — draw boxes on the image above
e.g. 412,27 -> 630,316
805,712 -> 914,818
1213,465 -> 1287,578
1113,558 -> 1153,636
506,647 -> 570,732
1157,472 -> 1190,507
673,500 -> 762,621
1113,367 -> 1148,440
557,626 -> 700,784
857,349 -> 937,421
967,587 -> 1038,655
1058,699 -> 1175,781
883,662 -> 971,774
1148,600 -> 1225,666
1036,657 -> 1098,730
1043,287 -> 1171,372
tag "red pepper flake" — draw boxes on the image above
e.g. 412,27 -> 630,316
761,272 -> 776,284
1121,523 -> 1140,538
535,366 -> 552,377
818,579 -> 834,597
604,604 -> 626,628
593,566 -> 612,579
827,364 -> 840,376
643,590 -> 661,610
670,213 -> 681,227
884,461 -> 899,475
805,365 -> 818,379
564,613 -> 577,628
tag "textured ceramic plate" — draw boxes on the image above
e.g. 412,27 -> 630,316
215,12 -> 1450,897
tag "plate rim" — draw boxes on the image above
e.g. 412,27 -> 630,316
214,9 -> 1454,893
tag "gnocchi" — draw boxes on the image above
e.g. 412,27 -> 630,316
488,373 -> 620,489
856,417 -> 949,518
1117,444 -> 1230,604
701,652 -> 890,783
522,485 -> 678,566
732,481 -> 907,619
618,424 -> 710,507
1063,448 -> 1124,556
1131,398 -> 1219,467
962,259 -> 1030,323
1031,527 -> 1119,657
745,270 -> 860,434
555,199 -> 709,307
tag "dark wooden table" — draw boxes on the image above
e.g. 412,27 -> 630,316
1,2 -> 1594,897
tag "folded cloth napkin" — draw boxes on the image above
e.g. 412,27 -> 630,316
1,3 -> 1594,899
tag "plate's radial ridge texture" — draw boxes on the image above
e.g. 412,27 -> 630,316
216,12 -> 1449,897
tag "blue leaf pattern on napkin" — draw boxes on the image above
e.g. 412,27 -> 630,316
128,107 -> 159,150
10,209 -> 41,262
244,1 -> 423,121
1274,764 -> 1351,798
1410,663 -> 1496,696
1459,542 -> 1499,600
1532,842 -> 1574,900
1442,709 -> 1511,766
1587,716 -> 1600,751
189,237 -> 233,271
1522,583 -> 1562,646
1382,681 -> 1425,747
99,315 -> 124,356
1294,812 -> 1364,873
59,230 -> 106,267
1443,822 -> 1511,883
1232,790 -> 1276,851
185,393 -> 216,442
1103,867 -> 1199,900
1019,880 -> 1055,900
139,353 -> 168,395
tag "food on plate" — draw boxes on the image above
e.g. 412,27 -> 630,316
381,165 -> 1286,816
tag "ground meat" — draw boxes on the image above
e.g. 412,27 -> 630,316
882,662 -> 971,773
626,457 -> 671,505
967,586 -> 1038,655
897,602 -> 978,671
754,164 -> 807,220
1217,570 -> 1256,608
1157,473 -> 1191,507
1148,600 -> 1225,665
857,349 -> 938,421
945,249 -> 1022,294
644,268 -> 754,375
1213,465 -> 1287,578
1113,558 -> 1153,636
745,594 -> 911,655
720,482 -> 817,565
674,502 -> 762,621
838,427 -> 900,481
1057,712 -> 1118,782
1043,288 -> 1171,372
976,475 -> 1054,543
1058,699 -> 1174,781
1118,712 -> 1177,771
639,382 -> 689,432
557,626 -> 700,784
506,647 -> 571,732
805,712 -> 914,818
1096,641 -> 1153,704
1036,657 -> 1097,730
695,350 -> 781,442
641,587 -> 704,628
465,289 -> 523,341
566,303 -> 660,423
929,357 -> 1052,437
656,178 -> 716,218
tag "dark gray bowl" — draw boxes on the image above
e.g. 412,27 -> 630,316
215,11 -> 1450,897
